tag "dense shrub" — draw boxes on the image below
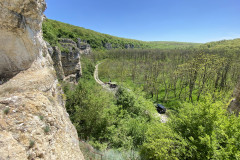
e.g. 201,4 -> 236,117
141,98 -> 240,159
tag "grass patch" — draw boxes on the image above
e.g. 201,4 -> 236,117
43,125 -> 50,133
3,107 -> 10,115
29,140 -> 35,148
39,115 -> 44,121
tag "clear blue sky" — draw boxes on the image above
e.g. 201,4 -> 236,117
45,0 -> 240,43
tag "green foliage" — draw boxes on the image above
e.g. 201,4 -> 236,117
147,41 -> 201,49
79,140 -> 140,160
44,125 -> 50,133
116,87 -> 154,120
62,55 -> 157,151
58,35 -> 240,158
203,39 -> 240,50
96,39 -> 240,159
141,122 -> 188,160
39,115 -> 44,121
43,19 -> 199,50
29,140 -> 35,148
141,97 -> 240,159
99,45 -> 239,109
65,79 -> 156,150
3,107 -> 10,115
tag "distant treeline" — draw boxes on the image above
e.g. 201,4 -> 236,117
43,19 -> 200,50
99,38 -> 240,107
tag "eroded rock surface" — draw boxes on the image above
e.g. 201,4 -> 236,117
49,38 -> 82,83
0,0 -> 46,80
0,0 -> 84,159
49,38 -> 92,83
77,38 -> 91,55
52,46 -> 65,80
59,38 -> 82,81
228,80 -> 240,116
104,43 -> 112,50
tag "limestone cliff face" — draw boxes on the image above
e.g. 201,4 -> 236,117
0,0 -> 84,159
228,79 -> 240,116
48,38 -> 91,83
77,38 -> 91,55
58,38 -> 82,82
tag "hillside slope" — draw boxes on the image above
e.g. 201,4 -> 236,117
203,38 -> 240,50
43,19 -> 200,50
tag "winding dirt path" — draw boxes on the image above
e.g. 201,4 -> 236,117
94,63 -> 117,92
154,113 -> 168,123
94,63 -> 105,86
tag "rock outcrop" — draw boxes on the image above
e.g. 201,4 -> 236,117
104,43 -> 112,50
0,0 -> 46,81
124,44 -> 134,49
228,79 -> 240,116
0,0 -> 84,159
77,38 -> 91,55
51,46 -> 65,80
48,38 -> 83,82
59,38 -> 82,82
48,38 -> 92,83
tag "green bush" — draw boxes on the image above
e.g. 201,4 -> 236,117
141,97 -> 240,159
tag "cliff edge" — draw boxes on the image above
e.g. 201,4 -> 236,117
0,0 -> 84,159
